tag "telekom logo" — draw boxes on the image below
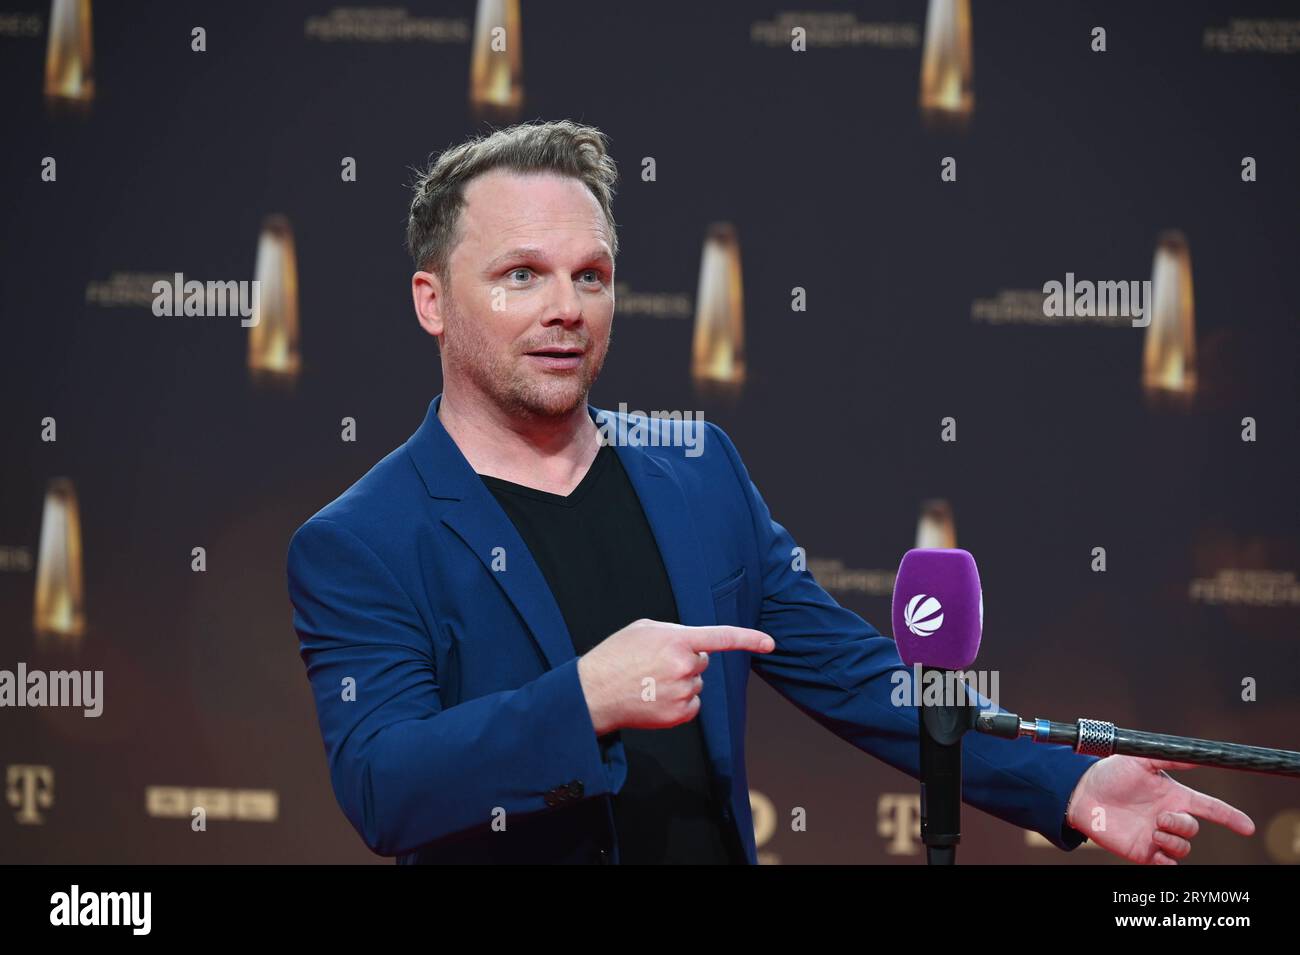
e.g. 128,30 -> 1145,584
903,594 -> 944,637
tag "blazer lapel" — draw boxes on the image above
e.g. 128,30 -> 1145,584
406,395 -> 577,671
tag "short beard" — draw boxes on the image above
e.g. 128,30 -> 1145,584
440,290 -> 609,421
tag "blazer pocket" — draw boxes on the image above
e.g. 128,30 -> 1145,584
709,566 -> 746,624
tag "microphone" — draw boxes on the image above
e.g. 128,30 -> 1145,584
974,711 -> 1300,777
891,548 -> 983,865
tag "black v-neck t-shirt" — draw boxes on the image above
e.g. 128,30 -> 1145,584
480,443 -> 745,864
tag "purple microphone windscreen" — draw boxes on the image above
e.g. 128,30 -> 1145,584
891,548 -> 983,670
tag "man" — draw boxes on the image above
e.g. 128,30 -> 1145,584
286,120 -> 1255,864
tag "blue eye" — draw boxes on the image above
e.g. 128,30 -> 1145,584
510,268 -> 532,282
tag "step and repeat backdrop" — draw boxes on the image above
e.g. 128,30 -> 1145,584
2,0 -> 1297,863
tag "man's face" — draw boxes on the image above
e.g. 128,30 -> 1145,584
437,169 -> 615,419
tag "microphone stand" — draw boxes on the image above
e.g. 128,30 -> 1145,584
917,667 -> 978,865
974,711 -> 1300,776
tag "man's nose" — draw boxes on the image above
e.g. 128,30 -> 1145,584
541,277 -> 584,327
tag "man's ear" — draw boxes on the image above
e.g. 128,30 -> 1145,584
412,270 -> 445,338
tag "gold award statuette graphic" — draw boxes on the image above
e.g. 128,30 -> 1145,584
916,499 -> 957,550
1142,230 -> 1197,406
691,223 -> 746,398
470,0 -> 523,121
33,478 -> 85,650
248,215 -> 302,385
44,0 -> 93,112
919,0 -> 973,130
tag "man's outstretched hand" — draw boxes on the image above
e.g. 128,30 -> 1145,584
1065,755 -> 1255,864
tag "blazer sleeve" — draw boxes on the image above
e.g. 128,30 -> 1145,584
286,516 -> 624,857
706,421 -> 1098,852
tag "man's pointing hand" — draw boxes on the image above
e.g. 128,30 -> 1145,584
578,619 -> 775,735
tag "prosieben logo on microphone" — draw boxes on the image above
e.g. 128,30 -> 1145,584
891,548 -> 982,671
903,594 -> 944,637
891,549 -> 995,708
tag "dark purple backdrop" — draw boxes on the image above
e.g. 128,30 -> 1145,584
2,0 -> 1297,864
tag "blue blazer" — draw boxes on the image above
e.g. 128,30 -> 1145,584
286,394 -> 1098,863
